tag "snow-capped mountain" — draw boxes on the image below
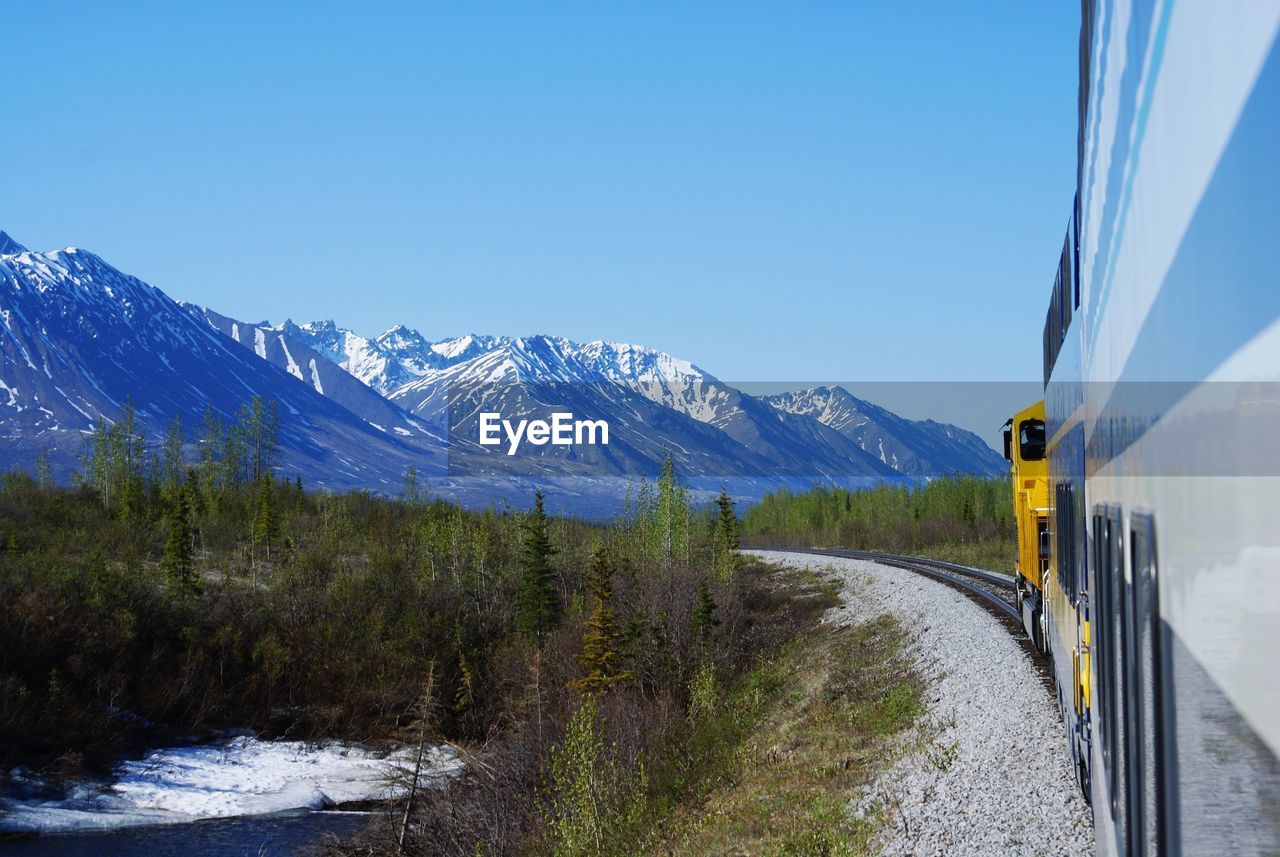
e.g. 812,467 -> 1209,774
386,336 -> 900,481
279,320 -> 502,395
278,319 -> 432,394
764,386 -> 1006,476
188,307 -> 444,441
0,229 -> 1004,511
0,234 -> 440,489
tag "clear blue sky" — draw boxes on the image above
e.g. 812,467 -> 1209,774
3,1 -> 1078,383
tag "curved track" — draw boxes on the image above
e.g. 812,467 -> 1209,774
753,546 -> 1020,622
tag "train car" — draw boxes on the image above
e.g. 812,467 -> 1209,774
1002,402 -> 1050,652
1030,2 -> 1280,855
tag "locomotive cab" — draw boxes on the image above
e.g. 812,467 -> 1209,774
1004,401 -> 1049,652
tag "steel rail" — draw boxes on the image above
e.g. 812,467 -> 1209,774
751,546 -> 1020,622
840,550 -> 1015,591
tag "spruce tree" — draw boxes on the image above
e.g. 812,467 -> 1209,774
515,491 -> 559,643
692,581 -> 720,647
712,487 -> 740,581
185,467 -> 205,519
254,470 -> 279,562
571,544 -> 628,696
163,483 -> 197,593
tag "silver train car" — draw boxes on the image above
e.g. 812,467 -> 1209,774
1043,1 -> 1280,855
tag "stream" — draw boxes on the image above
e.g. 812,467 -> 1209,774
1,736 -> 460,855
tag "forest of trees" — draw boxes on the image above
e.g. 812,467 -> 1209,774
0,398 -> 823,855
740,476 -> 1016,570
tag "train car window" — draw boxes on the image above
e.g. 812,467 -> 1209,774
1043,210 -> 1079,384
1045,284 -> 1061,383
1056,484 -> 1067,593
1071,200 -> 1081,311
1130,514 -> 1166,857
1059,243 -> 1072,336
1055,483 -> 1078,603
1053,271 -> 1064,353
1019,419 -> 1046,461
1069,485 -> 1078,600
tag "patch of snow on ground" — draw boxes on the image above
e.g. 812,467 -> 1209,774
0,737 -> 460,836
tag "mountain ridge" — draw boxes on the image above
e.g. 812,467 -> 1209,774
764,385 -> 1005,476
0,231 -> 1004,510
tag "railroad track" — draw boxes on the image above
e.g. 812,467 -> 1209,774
750,546 -> 1019,622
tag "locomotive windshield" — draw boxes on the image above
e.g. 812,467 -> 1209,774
1019,419 -> 1046,461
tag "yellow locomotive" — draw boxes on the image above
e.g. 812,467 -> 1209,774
1001,402 -> 1048,653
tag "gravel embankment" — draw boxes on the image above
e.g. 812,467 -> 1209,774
750,550 -> 1094,857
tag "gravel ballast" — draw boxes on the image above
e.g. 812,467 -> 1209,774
749,550 -> 1094,857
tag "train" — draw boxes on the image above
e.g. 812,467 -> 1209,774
1001,2 -> 1280,855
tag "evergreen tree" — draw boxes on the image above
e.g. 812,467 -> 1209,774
571,545 -> 628,696
184,467 -> 205,516
163,482 -> 197,593
712,487 -> 740,581
253,470 -> 279,562
692,581 -> 719,647
515,491 -> 559,643
184,467 -> 205,546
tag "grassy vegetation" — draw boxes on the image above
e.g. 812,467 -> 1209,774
344,558 -> 854,856
362,561 -> 925,857
644,611 -> 922,855
5,402 -> 886,855
903,538 -> 1017,574
740,476 -> 1016,572
3,402 -> 937,854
